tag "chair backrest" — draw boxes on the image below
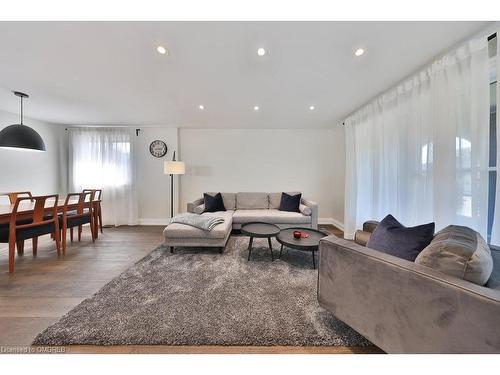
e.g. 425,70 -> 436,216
83,188 -> 102,201
63,192 -> 93,216
1,191 -> 34,204
10,195 -> 59,229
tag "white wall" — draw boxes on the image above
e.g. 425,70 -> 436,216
0,109 -> 65,198
179,127 -> 345,225
135,127 -> 179,224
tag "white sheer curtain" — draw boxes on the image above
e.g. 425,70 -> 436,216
68,128 -> 139,226
344,37 -> 490,240
492,34 -> 500,246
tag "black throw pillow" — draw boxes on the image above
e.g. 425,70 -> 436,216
366,214 -> 435,261
279,192 -> 301,212
203,193 -> 226,212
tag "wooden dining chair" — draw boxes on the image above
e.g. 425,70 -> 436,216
0,191 -> 35,255
61,192 -> 96,254
0,195 -> 61,273
0,191 -> 34,204
83,189 -> 103,236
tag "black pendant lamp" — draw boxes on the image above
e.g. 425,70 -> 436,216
0,91 -> 46,152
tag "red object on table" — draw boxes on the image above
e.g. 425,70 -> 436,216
293,230 -> 302,239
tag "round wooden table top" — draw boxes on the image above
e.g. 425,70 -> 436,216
276,227 -> 328,251
241,222 -> 281,238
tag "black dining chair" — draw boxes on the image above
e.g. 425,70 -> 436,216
60,192 -> 96,254
83,189 -> 103,237
0,195 -> 61,273
0,191 -> 35,255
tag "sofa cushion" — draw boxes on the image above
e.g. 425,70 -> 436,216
415,225 -> 493,286
207,192 -> 236,210
279,192 -> 301,212
204,193 -> 226,212
486,248 -> 500,290
367,214 -> 435,261
163,211 -> 233,240
236,192 -> 269,210
232,209 -> 310,225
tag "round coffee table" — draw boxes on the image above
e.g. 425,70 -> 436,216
241,222 -> 281,261
276,227 -> 328,269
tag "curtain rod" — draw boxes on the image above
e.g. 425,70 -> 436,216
64,126 -> 143,136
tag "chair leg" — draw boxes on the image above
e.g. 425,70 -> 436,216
70,228 -> 74,242
54,229 -> 61,256
170,246 -> 174,253
93,210 -> 99,240
89,221 -> 96,243
78,225 -> 82,241
32,238 -> 38,256
16,240 -> 25,256
9,240 -> 15,273
98,207 -> 103,233
62,225 -> 67,255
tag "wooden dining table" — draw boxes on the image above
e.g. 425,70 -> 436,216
0,198 -> 100,238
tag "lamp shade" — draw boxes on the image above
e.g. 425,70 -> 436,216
0,124 -> 46,152
164,161 -> 185,175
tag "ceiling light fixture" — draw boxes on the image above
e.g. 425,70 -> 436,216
157,46 -> 168,55
0,91 -> 46,152
354,48 -> 365,57
309,105 -> 315,111
257,48 -> 266,56
254,106 -> 260,111
198,105 -> 205,110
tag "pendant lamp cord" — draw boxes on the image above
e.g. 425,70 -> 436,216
20,96 -> 23,125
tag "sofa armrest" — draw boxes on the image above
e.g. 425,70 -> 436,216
187,197 -> 204,213
318,235 -> 500,353
301,197 -> 318,229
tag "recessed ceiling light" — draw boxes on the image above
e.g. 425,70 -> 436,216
157,46 -> 168,55
257,48 -> 266,56
354,48 -> 365,57
198,105 -> 205,110
309,105 -> 315,111
254,105 -> 260,111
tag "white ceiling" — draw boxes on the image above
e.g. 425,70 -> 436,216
0,21 -> 489,128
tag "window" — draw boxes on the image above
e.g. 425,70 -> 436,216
487,33 -> 497,244
69,128 -> 134,190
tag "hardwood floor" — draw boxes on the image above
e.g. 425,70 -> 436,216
0,224 -> 382,354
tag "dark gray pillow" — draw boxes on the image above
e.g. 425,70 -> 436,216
203,193 -> 226,212
279,192 -> 301,212
366,214 -> 435,261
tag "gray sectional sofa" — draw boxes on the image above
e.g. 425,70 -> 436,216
163,192 -> 318,251
318,221 -> 500,353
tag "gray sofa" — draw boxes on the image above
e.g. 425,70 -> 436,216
163,192 -> 317,251
318,221 -> 500,353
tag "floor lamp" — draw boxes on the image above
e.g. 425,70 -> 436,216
164,151 -> 185,218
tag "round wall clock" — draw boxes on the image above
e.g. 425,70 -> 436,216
149,140 -> 168,158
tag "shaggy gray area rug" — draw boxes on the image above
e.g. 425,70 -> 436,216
33,235 -> 371,346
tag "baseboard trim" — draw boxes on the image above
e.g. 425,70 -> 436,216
318,218 -> 344,231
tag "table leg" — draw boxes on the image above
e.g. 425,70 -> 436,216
279,244 -> 284,258
268,237 -> 274,261
247,236 -> 254,261
312,250 -> 316,269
